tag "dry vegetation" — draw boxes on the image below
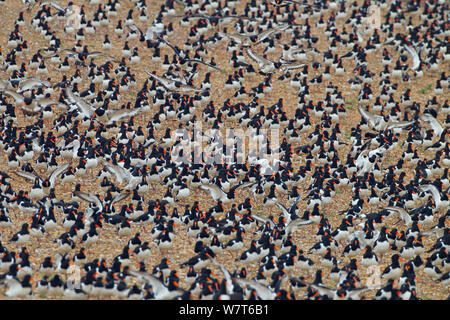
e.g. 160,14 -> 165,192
0,0 -> 448,300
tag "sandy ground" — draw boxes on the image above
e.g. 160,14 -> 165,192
0,0 -> 448,299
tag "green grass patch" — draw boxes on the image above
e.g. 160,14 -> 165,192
346,98 -> 356,104
345,99 -> 356,110
344,131 -> 352,140
419,84 -> 433,94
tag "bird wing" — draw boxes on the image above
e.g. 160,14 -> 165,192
0,79 -> 14,90
14,170 -> 40,182
308,283 -> 335,298
217,15 -> 257,21
144,26 -> 158,41
355,149 -> 369,169
224,33 -> 253,43
55,48 -> 79,57
39,2 -> 65,13
145,24 -> 164,41
235,278 -> 275,300
419,114 -> 443,137
65,88 -> 95,117
232,181 -> 256,191
255,28 -> 278,44
199,183 -> 225,201
385,206 -> 412,227
386,120 -> 415,131
104,163 -> 131,184
285,219 -> 314,236
272,0 -> 320,7
358,106 -> 381,128
156,35 -> 183,57
418,184 -> 441,205
87,52 -> 120,63
73,191 -> 103,211
48,163 -> 70,186
0,89 -> 24,104
127,23 -> 144,37
48,1 -> 66,13
184,59 -> 223,71
273,198 -> 290,217
2,278 -> 26,296
256,25 -> 288,44
60,139 -> 81,157
36,98 -> 68,110
246,49 -> 273,66
208,256 -> 234,293
129,271 -> 176,299
112,190 -> 131,204
404,46 -> 420,70
18,78 -> 52,93
177,81 -> 207,93
289,195 -> 304,211
105,108 -> 142,124
252,214 -> 275,228
346,284 -> 384,299
281,62 -> 305,72
129,270 -> 166,291
21,104 -> 43,116
38,51 -> 61,60
368,146 -> 386,159
144,70 -> 173,90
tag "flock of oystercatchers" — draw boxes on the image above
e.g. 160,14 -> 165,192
0,0 -> 449,299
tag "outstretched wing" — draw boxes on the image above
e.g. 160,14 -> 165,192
358,106 -> 381,128
18,78 -> 52,93
235,278 -> 276,300
384,206 -> 412,227
73,191 -> 103,211
386,120 -> 416,131
48,163 -> 70,186
346,285 -> 384,299
183,59 -> 223,71
231,181 -> 256,192
127,23 -> 144,37
112,190 -> 131,204
252,214 -> 275,229
199,183 -> 225,201
285,219 -> 314,236
273,198 -> 289,217
129,270 -> 167,295
281,62 -> 305,72
144,70 -> 173,90
419,114 -> 443,137
418,184 -> 441,205
308,283 -> 335,298
404,46 -> 420,70
42,1 -> 66,13
105,108 -> 142,124
14,170 -> 40,182
0,89 -> 25,104
246,49 -> 273,66
208,256 -> 234,294
104,162 -> 131,185
255,25 -> 288,44
65,88 -> 95,117
156,35 -> 183,57
129,270 -> 183,299
87,52 -> 120,63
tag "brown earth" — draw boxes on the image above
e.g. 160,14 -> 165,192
0,0 -> 448,299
